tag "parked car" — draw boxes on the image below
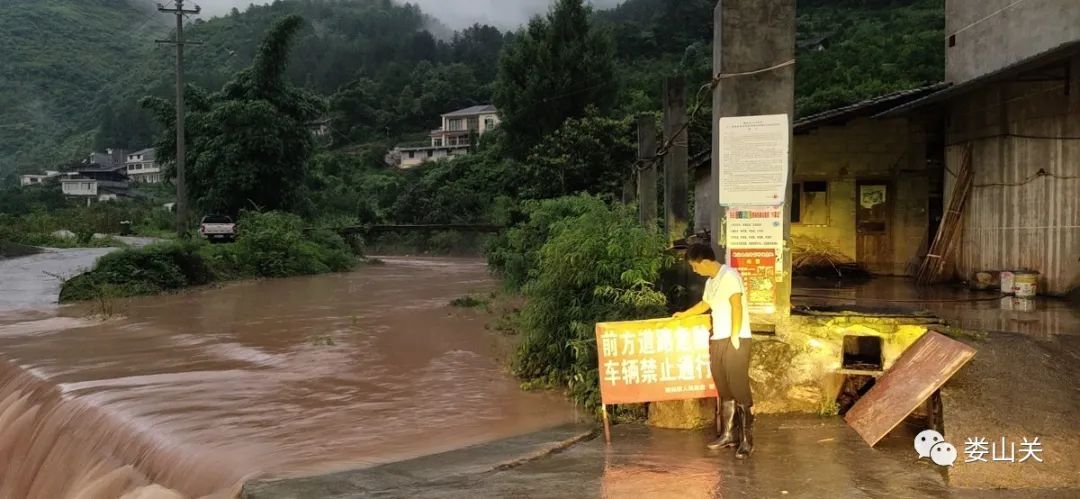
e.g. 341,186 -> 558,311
198,215 -> 236,242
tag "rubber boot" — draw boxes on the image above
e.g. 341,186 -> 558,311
735,404 -> 754,459
707,399 -> 738,450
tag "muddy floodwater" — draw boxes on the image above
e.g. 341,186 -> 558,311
0,256 -> 577,498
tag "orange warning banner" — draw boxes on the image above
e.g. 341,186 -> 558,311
595,315 -> 717,405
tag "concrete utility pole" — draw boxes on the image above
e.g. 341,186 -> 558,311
636,115 -> 657,229
663,76 -> 689,243
157,0 -> 201,238
711,0 -> 796,318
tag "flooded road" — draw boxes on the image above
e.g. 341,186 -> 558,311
0,256 -> 578,498
0,247 -> 113,313
792,276 -> 1080,338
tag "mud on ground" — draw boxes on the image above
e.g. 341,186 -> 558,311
943,330 -> 1080,489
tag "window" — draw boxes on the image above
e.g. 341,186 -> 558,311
433,138 -> 442,147
427,150 -> 433,158
791,181 -> 829,224
408,151 -> 415,159
484,117 -> 495,130
448,118 -> 464,131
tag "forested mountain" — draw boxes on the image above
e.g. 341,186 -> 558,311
0,0 -> 945,179
0,0 -> 166,175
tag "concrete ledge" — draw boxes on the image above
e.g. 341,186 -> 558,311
241,424 -> 597,499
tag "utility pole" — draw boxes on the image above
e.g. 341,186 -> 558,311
663,76 -> 689,244
663,76 -> 690,313
156,1 -> 201,238
711,0 -> 796,318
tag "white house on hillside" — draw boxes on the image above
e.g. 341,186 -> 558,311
19,170 -> 61,187
61,165 -> 130,204
125,148 -> 162,183
387,104 -> 501,169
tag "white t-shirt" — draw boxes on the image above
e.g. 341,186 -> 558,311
703,265 -> 752,339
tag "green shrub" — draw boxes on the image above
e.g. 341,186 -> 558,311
59,241 -> 212,302
486,194 -> 608,290
198,242 -> 246,281
58,212 -> 356,303
306,228 -> 356,270
450,295 -> 488,308
512,195 -> 673,414
133,208 -> 175,237
234,211 -> 355,277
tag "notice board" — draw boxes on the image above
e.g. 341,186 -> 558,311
717,114 -> 790,206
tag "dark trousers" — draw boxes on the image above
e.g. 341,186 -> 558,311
709,338 -> 753,406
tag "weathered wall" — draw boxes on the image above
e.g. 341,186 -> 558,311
750,315 -> 932,415
945,0 -> 1080,83
793,117 -> 930,275
945,54 -> 1080,296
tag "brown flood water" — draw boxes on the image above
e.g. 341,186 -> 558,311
0,256 -> 578,498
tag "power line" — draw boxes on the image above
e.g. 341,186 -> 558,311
949,0 -> 1029,37
132,1 -> 173,36
973,168 -> 1080,188
639,58 -> 796,171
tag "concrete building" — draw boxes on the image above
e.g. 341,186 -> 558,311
790,85 -> 947,276
61,165 -> 130,204
879,0 -> 1080,295
86,148 -> 128,169
125,148 -> 162,183
308,118 -> 332,138
19,170 -> 61,187
693,85 -> 946,276
430,104 -> 500,148
388,105 -> 500,169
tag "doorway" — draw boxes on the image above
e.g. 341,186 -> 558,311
856,180 -> 892,274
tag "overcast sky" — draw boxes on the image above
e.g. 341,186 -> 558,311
194,0 -> 624,30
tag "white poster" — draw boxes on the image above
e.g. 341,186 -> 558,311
717,114 -> 790,206
724,206 -> 783,249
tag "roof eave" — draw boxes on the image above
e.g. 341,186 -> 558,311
875,39 -> 1080,119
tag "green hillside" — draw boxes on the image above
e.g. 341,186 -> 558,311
0,0 -> 944,180
0,0 -> 166,176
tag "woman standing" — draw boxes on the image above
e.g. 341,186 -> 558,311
672,243 -> 754,458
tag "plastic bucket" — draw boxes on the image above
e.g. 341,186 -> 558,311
1000,271 -> 1015,295
1014,271 -> 1039,298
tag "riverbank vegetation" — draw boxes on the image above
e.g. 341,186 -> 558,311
59,211 -> 358,303
489,195 -> 673,411
0,183 -> 174,248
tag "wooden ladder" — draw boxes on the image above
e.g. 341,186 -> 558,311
916,143 -> 974,285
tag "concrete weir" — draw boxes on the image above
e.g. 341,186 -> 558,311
241,425 -> 597,499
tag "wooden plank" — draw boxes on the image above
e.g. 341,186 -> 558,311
917,143 -> 973,284
844,331 -> 976,447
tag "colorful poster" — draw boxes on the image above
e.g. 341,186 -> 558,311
717,114 -> 790,206
725,206 -> 785,281
728,248 -> 778,314
595,315 -> 717,405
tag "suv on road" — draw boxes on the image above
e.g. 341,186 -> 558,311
198,215 -> 236,242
